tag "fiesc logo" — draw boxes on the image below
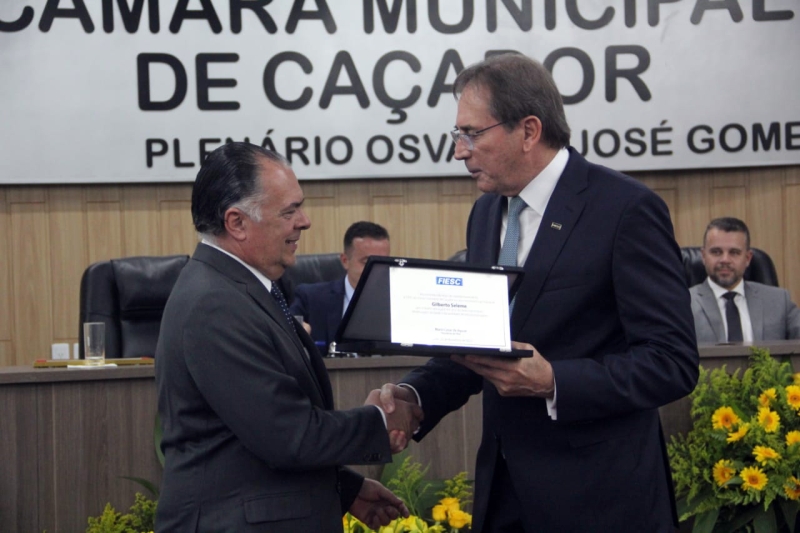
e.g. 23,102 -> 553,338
436,276 -> 463,286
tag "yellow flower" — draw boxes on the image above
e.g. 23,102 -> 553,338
448,509 -> 472,529
759,388 -> 777,406
793,373 -> 800,385
787,431 -> 800,446
758,407 -> 780,433
712,459 -> 736,487
787,385 -> 800,409
741,466 -> 768,491
727,423 -> 749,443
432,504 -> 447,522
712,406 -> 740,430
753,445 -> 782,465
384,516 -> 429,532
439,497 -> 460,513
785,476 -> 800,500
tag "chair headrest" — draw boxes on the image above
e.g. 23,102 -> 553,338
112,255 -> 189,315
79,254 -> 189,358
282,253 -> 345,302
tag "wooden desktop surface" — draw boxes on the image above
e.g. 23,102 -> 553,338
3,344 -> 799,532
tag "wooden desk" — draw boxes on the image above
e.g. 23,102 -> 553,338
0,357 -> 481,533
6,343 -> 797,532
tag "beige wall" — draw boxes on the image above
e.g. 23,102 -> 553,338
2,164 -> 799,366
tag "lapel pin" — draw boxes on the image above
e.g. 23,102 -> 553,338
550,222 -> 562,230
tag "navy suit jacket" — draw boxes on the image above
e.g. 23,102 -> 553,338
155,245 -> 390,532
289,278 -> 346,354
401,148 -> 699,532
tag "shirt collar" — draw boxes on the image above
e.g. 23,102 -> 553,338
201,239 -> 273,292
344,276 -> 355,301
515,147 -> 569,215
707,277 -> 745,300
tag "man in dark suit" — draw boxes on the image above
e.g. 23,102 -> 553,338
379,54 -> 699,532
289,221 -> 390,353
690,216 -> 800,343
155,143 -> 420,532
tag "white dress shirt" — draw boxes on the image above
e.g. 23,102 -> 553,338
501,149 -> 568,419
201,240 -> 274,292
343,277 -> 356,316
707,278 -> 754,342
500,148 -> 568,267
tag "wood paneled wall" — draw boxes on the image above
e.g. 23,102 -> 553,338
2,164 -> 799,366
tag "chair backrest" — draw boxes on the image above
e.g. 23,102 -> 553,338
79,255 -> 189,359
281,253 -> 346,303
448,249 -> 467,262
680,246 -> 779,288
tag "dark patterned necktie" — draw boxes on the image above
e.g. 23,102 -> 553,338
723,292 -> 743,342
270,283 -> 298,335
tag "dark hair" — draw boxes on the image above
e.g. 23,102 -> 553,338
343,221 -> 390,254
453,53 -> 570,149
191,142 -> 289,237
704,217 -> 751,249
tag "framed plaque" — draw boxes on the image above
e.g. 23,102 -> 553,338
334,256 -> 531,358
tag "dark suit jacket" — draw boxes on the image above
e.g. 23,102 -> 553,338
690,279 -> 800,343
401,148 -> 699,533
288,278 -> 345,353
155,244 -> 390,532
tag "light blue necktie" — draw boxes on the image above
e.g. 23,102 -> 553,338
498,196 -> 526,313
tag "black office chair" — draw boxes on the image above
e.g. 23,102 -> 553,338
448,249 -> 467,262
281,253 -> 346,304
78,255 -> 189,359
680,246 -> 779,288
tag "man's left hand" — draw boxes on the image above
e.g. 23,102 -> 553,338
349,478 -> 409,530
451,341 -> 555,398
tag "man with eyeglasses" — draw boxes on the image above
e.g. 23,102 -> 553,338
379,54 -> 698,532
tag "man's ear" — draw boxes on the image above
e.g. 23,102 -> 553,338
340,252 -> 349,271
224,208 -> 248,241
521,115 -> 543,151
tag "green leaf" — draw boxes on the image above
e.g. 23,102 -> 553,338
718,506 -> 763,533
379,448 -> 409,486
154,413 -> 165,468
752,505 -> 778,533
119,476 -> 159,498
692,508 -> 719,533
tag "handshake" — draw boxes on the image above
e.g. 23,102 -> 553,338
364,384 -> 424,453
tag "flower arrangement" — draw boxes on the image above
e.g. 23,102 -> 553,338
668,347 -> 800,532
343,454 -> 473,532
85,493 -> 156,533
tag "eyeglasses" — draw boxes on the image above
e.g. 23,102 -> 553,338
450,121 -> 508,151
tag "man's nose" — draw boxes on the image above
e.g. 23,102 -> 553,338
297,208 -> 311,229
453,140 -> 470,161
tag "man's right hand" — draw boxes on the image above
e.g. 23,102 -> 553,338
364,388 -> 423,453
380,383 -> 424,452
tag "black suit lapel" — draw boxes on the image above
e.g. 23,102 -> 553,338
193,244 -> 329,403
512,150 -> 588,333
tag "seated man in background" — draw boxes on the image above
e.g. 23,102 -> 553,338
691,216 -> 800,343
290,221 -> 390,354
